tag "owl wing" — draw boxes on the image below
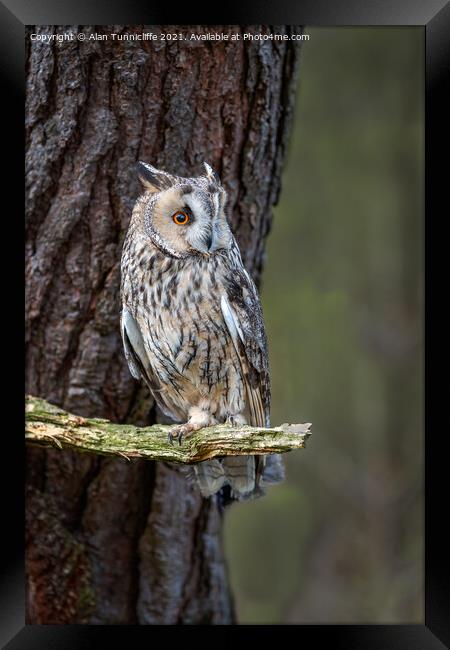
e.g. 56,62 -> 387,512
220,267 -> 271,428
120,307 -> 161,394
121,307 -> 191,422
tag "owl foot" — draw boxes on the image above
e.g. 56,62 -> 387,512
225,413 -> 247,427
168,423 -> 196,446
168,407 -> 218,446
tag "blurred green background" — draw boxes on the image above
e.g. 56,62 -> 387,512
224,27 -> 424,624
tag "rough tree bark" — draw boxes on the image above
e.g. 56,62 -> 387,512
25,24 -> 301,624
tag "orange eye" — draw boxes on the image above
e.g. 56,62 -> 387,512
172,211 -> 190,225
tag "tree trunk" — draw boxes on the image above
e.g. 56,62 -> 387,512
25,24 -> 301,624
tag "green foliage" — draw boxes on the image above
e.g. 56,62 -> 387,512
225,486 -> 311,623
224,27 -> 423,624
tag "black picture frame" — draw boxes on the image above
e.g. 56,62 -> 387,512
8,0 -> 449,646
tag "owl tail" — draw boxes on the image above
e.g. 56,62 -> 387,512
193,454 -> 285,502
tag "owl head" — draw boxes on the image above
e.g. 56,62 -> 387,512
136,161 -> 232,258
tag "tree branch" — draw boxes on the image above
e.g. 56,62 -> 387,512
25,395 -> 312,464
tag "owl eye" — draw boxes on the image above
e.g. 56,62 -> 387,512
172,211 -> 190,226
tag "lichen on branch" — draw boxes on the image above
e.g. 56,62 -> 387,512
25,395 -> 312,464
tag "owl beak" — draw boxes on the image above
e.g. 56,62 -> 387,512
190,229 -> 218,255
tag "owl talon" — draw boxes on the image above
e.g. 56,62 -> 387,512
168,424 -> 192,446
226,414 -> 246,427
168,429 -> 181,445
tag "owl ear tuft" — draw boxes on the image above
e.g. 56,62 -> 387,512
137,161 -> 173,193
203,161 -> 220,186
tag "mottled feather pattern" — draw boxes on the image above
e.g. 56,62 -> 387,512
120,162 -> 283,500
122,240 -> 251,424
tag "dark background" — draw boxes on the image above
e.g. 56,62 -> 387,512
224,26 -> 424,624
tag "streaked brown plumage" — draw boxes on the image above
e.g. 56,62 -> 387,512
120,161 -> 284,500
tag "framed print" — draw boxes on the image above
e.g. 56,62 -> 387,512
4,0 -> 449,647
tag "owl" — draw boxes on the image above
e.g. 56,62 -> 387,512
120,161 -> 284,501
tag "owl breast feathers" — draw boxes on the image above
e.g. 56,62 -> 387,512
120,161 -> 284,501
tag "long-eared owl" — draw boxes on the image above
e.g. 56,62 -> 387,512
120,161 -> 284,501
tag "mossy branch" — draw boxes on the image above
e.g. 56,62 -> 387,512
25,395 -> 312,464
